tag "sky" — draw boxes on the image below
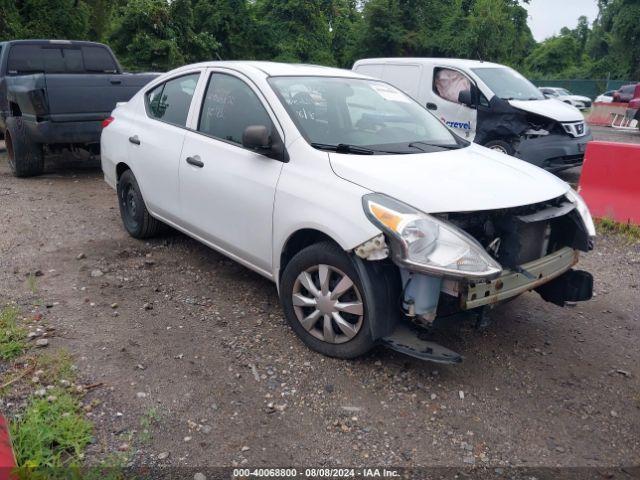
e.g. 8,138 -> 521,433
524,0 -> 600,41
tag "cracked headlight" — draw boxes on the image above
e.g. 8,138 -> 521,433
362,193 -> 502,279
567,189 -> 596,237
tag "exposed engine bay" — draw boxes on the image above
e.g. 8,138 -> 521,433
398,196 -> 593,327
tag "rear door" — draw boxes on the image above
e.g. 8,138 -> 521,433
128,71 -> 202,222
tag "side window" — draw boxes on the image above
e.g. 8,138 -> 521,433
82,46 -> 118,73
198,73 -> 272,145
145,73 -> 200,127
433,68 -> 472,104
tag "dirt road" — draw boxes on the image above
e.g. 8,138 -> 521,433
0,141 -> 638,470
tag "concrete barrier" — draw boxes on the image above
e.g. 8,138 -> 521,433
586,102 -> 630,126
578,141 -> 640,225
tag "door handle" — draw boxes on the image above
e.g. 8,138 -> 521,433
110,79 -> 122,85
426,102 -> 438,111
129,135 -> 140,145
186,155 -> 204,168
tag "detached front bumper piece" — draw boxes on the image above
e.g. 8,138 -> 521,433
462,247 -> 579,310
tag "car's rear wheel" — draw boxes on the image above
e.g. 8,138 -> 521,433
5,117 -> 44,178
280,241 -> 376,358
117,169 -> 165,239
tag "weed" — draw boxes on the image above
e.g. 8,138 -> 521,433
26,274 -> 38,294
11,388 -> 93,471
0,306 -> 27,361
138,407 -> 161,444
597,218 -> 640,241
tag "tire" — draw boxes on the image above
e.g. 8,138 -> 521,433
280,241 -> 378,359
117,169 -> 165,239
484,139 -> 515,156
5,117 -> 44,177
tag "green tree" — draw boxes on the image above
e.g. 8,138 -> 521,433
109,0 -> 218,71
18,0 -> 91,40
193,0 -> 255,60
0,0 -> 23,41
525,35 -> 582,77
253,0 -> 335,64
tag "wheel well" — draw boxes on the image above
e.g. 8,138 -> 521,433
116,162 -> 130,180
9,102 -> 21,117
279,229 -> 338,278
5,130 -> 13,157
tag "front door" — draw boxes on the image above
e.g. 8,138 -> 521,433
430,67 -> 478,141
179,70 -> 284,274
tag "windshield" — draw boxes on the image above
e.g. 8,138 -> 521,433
558,88 -> 572,96
471,67 -> 544,101
268,76 -> 461,154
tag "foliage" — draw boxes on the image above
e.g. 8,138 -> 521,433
0,306 -> 27,361
11,388 -> 93,474
0,0 -> 637,81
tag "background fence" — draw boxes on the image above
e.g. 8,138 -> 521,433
530,79 -> 636,100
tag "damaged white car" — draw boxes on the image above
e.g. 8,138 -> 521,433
101,62 -> 595,363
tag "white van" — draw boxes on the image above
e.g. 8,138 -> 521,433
353,58 -> 592,172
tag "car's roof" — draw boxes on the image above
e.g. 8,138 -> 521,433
354,57 -> 506,69
170,61 -> 370,79
5,39 -> 109,47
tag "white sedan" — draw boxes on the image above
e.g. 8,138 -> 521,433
539,87 -> 593,110
101,62 -> 595,363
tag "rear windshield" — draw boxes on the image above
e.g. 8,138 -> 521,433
7,44 -> 118,74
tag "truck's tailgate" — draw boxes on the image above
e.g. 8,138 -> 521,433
44,73 -> 157,122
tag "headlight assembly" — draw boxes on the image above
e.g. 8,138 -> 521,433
362,193 -> 502,280
566,189 -> 596,237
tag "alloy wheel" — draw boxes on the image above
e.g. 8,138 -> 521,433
291,264 -> 364,344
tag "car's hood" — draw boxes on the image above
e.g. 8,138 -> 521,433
329,144 -> 570,214
508,98 -> 583,122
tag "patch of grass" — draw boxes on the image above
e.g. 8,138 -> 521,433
26,274 -> 38,294
11,388 -> 93,471
597,218 -> 640,241
0,306 -> 27,361
138,407 -> 161,444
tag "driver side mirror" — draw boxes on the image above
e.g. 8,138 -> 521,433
242,125 -> 271,150
458,89 -> 475,108
242,124 -> 288,162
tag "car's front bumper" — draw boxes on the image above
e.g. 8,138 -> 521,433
516,132 -> 592,172
461,247 -> 578,310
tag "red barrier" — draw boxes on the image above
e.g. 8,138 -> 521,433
578,141 -> 640,225
0,416 -> 16,480
586,102 -> 630,126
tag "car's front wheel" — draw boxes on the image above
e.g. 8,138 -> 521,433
117,169 -> 165,239
280,241 -> 376,358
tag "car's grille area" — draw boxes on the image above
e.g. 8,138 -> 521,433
436,196 -> 586,270
583,100 -> 592,108
561,121 -> 588,137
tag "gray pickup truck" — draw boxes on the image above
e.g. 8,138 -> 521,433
0,39 -> 158,177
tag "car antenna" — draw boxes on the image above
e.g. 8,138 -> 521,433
215,52 -> 223,61
476,49 -> 484,63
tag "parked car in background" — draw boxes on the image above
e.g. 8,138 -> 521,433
539,87 -> 592,110
613,83 -> 640,103
595,90 -> 616,103
101,61 -> 595,363
352,58 -> 592,172
0,39 -> 159,177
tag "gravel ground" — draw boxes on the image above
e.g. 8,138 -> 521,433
0,134 -> 638,471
